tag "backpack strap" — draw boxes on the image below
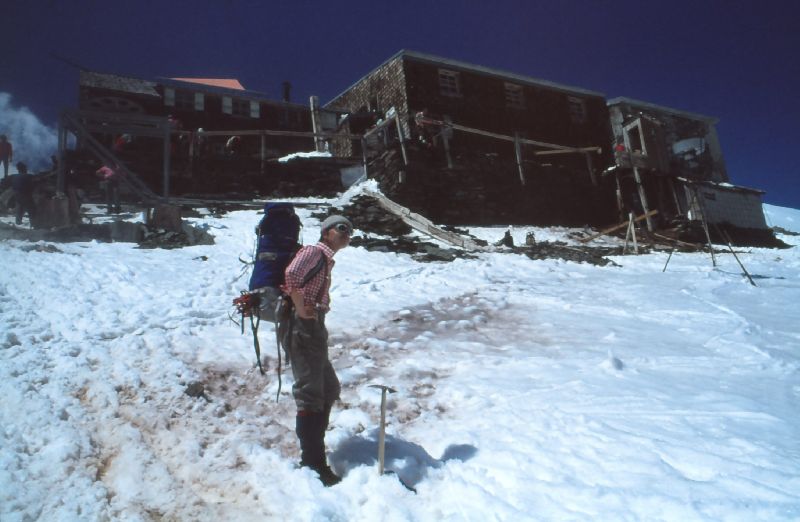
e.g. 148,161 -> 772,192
300,246 -> 329,288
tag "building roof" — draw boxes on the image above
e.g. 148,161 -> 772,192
79,71 -> 160,97
157,77 -> 308,110
170,78 -> 245,90
608,97 -> 718,124
679,178 -> 765,195
326,49 -> 605,108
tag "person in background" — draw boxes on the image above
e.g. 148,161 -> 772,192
12,162 -> 34,225
96,163 -> 123,214
282,215 -> 353,487
0,135 -> 13,179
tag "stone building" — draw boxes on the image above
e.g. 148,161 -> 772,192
325,50 -> 617,226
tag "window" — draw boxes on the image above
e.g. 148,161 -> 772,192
250,100 -> 260,118
438,69 -> 461,97
194,92 -> 204,111
232,98 -> 250,117
222,96 -> 232,114
175,90 -> 194,110
164,88 -> 175,107
505,83 -> 525,109
568,96 -> 586,124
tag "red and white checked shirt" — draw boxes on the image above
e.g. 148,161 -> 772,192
283,242 -> 335,310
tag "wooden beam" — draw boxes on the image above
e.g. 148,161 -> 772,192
514,132 -> 525,185
578,210 -> 659,243
533,147 -> 603,156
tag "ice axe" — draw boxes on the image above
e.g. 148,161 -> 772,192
369,384 -> 396,475
368,384 -> 417,493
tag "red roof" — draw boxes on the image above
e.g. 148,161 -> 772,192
170,78 -> 245,90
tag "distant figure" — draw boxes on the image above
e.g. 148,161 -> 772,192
0,135 -> 12,179
113,134 -> 132,153
225,135 -> 242,156
12,162 -> 34,225
96,164 -> 123,214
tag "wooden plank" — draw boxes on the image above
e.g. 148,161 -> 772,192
578,210 -> 659,243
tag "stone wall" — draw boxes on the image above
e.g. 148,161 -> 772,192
369,142 -> 616,226
326,56 -> 408,157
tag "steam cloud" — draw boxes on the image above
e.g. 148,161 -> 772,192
0,92 -> 58,174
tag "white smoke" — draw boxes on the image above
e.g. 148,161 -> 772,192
0,92 -> 58,174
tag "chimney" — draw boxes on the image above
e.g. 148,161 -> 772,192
282,81 -> 291,103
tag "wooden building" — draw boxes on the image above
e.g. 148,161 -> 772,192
325,50 -> 617,226
71,71 -> 318,195
607,97 -> 768,233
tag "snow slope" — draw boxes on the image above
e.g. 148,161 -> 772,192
1,203 -> 799,521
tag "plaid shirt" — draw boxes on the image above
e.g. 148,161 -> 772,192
283,242 -> 335,310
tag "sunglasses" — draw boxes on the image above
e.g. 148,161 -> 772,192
333,223 -> 352,235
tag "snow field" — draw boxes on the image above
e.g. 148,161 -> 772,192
1,202 -> 799,520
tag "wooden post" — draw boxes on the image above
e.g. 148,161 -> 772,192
631,166 -> 653,232
623,126 -> 654,231
692,188 -> 717,267
260,132 -> 266,176
361,137 -> 368,178
163,121 -> 171,200
717,226 -> 757,287
56,116 -> 67,195
187,131 -> 195,180
614,172 -> 624,221
442,134 -> 453,169
585,152 -> 597,186
309,96 -> 324,152
395,114 -> 408,165
442,116 -> 453,169
514,132 -> 526,185
630,213 -> 639,254
662,248 -> 675,272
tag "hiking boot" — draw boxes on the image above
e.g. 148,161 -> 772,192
316,465 -> 341,487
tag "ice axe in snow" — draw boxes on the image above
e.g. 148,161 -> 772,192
369,384 -> 396,475
368,384 -> 417,492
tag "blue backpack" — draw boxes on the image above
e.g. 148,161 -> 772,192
249,202 -> 302,291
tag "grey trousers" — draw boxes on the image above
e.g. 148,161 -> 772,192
289,312 -> 340,412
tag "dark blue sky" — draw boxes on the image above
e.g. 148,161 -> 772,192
3,0 -> 798,208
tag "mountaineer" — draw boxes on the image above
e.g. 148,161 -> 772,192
282,214 -> 352,486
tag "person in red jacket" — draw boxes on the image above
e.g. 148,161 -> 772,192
0,135 -> 12,179
282,214 -> 352,486
96,164 -> 123,214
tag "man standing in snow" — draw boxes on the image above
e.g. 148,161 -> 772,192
282,214 -> 352,487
